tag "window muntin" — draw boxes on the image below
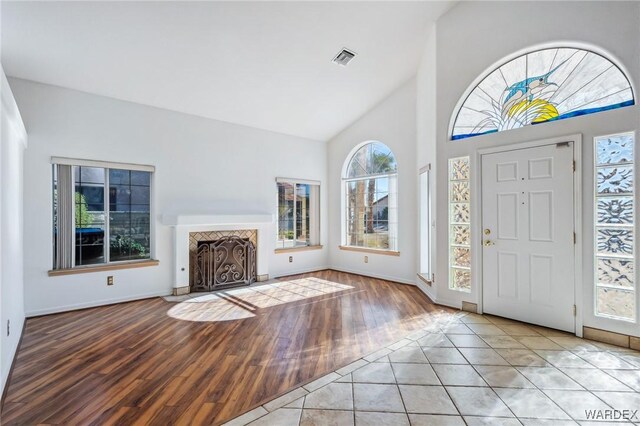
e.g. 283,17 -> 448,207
344,142 -> 398,251
449,157 -> 471,292
346,142 -> 397,178
276,180 -> 320,249
594,132 -> 636,322
53,162 -> 152,269
452,48 -> 634,140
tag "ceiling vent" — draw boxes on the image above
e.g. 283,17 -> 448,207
332,48 -> 357,67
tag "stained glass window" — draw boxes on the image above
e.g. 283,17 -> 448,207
343,142 -> 398,251
594,132 -> 636,322
449,156 -> 471,292
452,48 -> 634,140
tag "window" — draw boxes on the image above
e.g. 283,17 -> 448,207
276,178 -> 320,249
419,165 -> 432,281
594,132 -> 636,322
451,47 -> 634,140
449,156 -> 471,292
343,141 -> 398,251
52,159 -> 153,270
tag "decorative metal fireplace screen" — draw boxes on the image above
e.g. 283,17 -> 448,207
189,230 -> 258,292
193,236 -> 256,291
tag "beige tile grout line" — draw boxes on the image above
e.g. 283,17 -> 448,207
457,315 -> 617,423
350,378 -> 355,426
386,352 -> 414,424
419,329 -> 520,423
231,311 -> 637,425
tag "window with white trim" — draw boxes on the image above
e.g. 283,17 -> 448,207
52,159 -> 153,269
276,178 -> 320,249
594,132 -> 636,322
419,165 -> 433,281
449,156 -> 471,292
343,142 -> 398,251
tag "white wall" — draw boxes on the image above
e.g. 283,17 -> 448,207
1,69 -> 27,394
7,0 -> 640,339
415,25 -> 437,301
327,78 -> 418,284
9,78 -> 329,317
424,1 -> 640,335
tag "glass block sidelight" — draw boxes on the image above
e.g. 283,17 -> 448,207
452,268 -> 471,291
450,181 -> 471,202
594,132 -> 636,322
451,247 -> 471,268
451,203 -> 471,224
596,166 -> 633,195
451,225 -> 470,246
597,197 -> 633,225
449,157 -> 471,292
596,228 -> 633,256
596,258 -> 634,289
597,287 -> 635,320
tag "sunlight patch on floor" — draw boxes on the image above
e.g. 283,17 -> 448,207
166,277 -> 354,322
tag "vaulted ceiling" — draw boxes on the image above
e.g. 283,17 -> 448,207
2,1 -> 454,141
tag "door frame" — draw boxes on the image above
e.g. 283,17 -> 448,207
474,134 -> 583,336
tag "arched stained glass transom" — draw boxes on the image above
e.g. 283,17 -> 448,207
451,47 -> 635,140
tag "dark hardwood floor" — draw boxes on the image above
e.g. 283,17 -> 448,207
0,270 -> 453,425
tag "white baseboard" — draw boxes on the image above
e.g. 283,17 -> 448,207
329,267 -> 416,286
24,266 -> 432,316
412,279 -> 464,310
25,290 -> 171,317
272,265 -> 330,279
429,295 -> 461,310
1,316 -> 25,397
415,278 -> 436,302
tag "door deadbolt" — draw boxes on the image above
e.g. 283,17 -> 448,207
484,229 -> 491,235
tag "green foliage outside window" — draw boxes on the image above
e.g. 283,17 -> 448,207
75,192 -> 94,227
110,235 -> 147,257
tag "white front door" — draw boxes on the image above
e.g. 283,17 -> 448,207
481,142 -> 575,332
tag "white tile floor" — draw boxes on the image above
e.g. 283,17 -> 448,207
223,311 -> 640,426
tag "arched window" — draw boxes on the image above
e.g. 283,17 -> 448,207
451,47 -> 635,140
343,141 -> 398,251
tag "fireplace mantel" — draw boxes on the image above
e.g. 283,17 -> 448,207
162,212 -> 274,294
161,213 -> 273,227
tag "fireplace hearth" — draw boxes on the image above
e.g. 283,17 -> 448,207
193,235 -> 257,292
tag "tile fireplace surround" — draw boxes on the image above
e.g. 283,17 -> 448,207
162,213 -> 274,295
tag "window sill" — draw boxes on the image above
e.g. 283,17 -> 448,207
274,245 -> 323,254
338,246 -> 400,256
417,273 -> 432,286
48,259 -> 160,276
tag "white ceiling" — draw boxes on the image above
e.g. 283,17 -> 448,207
2,1 -> 454,141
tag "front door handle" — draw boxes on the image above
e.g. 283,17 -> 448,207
483,240 -> 495,247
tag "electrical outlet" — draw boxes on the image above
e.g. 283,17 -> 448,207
364,256 -> 368,263
107,276 -> 114,286
7,319 -> 10,337
289,256 -> 293,263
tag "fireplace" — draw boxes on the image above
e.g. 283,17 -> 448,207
190,230 -> 257,292
162,213 -> 273,296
